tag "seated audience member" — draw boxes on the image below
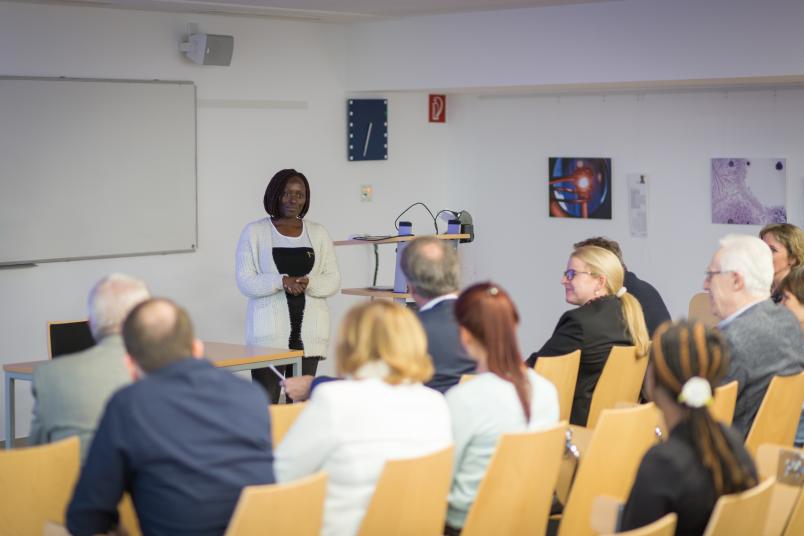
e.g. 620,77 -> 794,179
621,320 -> 758,535
777,266 -> 804,447
704,234 -> 804,437
445,283 -> 559,534
29,273 -> 149,462
759,223 -> 804,303
67,299 -> 275,536
282,235 -> 475,400
573,237 -> 671,335
528,246 -> 649,426
274,300 -> 452,536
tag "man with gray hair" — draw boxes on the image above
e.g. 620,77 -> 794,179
282,236 -> 475,400
400,236 -> 476,393
29,273 -> 150,460
704,234 -> 803,436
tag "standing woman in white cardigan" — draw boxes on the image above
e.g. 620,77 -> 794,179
236,169 -> 341,403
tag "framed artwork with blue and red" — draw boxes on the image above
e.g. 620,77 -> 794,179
548,157 -> 612,219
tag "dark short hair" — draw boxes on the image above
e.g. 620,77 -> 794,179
263,169 -> 310,218
400,236 -> 459,300
123,298 -> 195,373
574,236 -> 625,267
778,265 -> 804,302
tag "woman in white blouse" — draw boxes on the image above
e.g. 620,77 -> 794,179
274,300 -> 452,536
445,282 -> 560,534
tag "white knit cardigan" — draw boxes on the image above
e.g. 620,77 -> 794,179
235,218 -> 341,357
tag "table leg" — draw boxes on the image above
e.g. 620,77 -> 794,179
4,374 -> 15,450
292,357 -> 301,378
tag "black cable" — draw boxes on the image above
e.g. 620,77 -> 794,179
434,209 -> 460,234
372,244 -> 379,287
393,202 -> 438,234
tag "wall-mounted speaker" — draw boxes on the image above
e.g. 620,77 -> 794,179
180,33 -> 234,66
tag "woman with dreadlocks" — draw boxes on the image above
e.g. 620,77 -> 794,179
620,320 -> 758,535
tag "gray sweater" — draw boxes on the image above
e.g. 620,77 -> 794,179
720,299 -> 804,437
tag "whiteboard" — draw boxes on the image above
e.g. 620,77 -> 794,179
0,77 -> 197,265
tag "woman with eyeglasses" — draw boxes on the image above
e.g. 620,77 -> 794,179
621,320 -> 757,535
527,245 -> 649,426
236,169 -> 341,403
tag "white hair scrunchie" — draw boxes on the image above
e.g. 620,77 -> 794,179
677,377 -> 712,408
615,286 -> 628,298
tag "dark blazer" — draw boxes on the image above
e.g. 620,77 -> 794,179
720,299 -> 804,437
528,296 -> 631,425
67,358 -> 275,536
419,298 -> 477,394
624,270 -> 671,336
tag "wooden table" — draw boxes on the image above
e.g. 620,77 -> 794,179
3,341 -> 303,449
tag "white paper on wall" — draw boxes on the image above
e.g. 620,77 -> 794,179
628,173 -> 648,238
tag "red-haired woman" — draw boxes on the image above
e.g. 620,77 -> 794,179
444,282 -> 560,534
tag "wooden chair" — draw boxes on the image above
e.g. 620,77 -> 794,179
688,292 -> 719,328
745,372 -> 804,456
357,446 -> 453,536
461,423 -> 566,536
269,402 -> 308,447
599,512 -> 677,536
586,346 -> 647,429
47,319 -> 94,358
535,350 -> 581,422
701,477 -> 775,536
225,472 -> 327,536
0,437 -> 80,534
118,493 -> 142,536
755,444 -> 803,536
459,374 -> 475,384
709,380 -> 738,426
557,404 -> 663,536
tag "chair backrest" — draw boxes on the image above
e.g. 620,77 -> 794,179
745,372 -> 804,456
0,437 -> 80,534
357,446 -> 453,536
702,477 -> 775,536
558,404 -> 662,536
47,319 -> 94,358
461,423 -> 566,536
459,374 -> 475,384
708,380 -> 738,426
118,493 -> 142,536
785,482 -> 804,536
688,292 -> 719,328
269,402 -> 308,447
586,346 -> 647,428
535,350 -> 581,422
225,472 -> 327,536
755,444 -> 804,536
601,512 -> 677,536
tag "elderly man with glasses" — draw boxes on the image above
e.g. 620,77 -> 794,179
704,234 -> 804,437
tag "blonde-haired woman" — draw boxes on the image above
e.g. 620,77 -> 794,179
760,223 -> 804,302
527,245 -> 649,426
274,301 -> 452,536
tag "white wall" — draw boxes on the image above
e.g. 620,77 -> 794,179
347,0 -> 804,91
445,88 -> 804,354
0,1 -> 453,440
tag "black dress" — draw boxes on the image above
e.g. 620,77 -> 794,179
250,245 -> 320,404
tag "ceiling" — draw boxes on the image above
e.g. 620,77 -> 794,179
18,0 -> 628,22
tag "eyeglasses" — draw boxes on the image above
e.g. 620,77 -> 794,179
563,269 -> 594,281
704,270 -> 734,281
